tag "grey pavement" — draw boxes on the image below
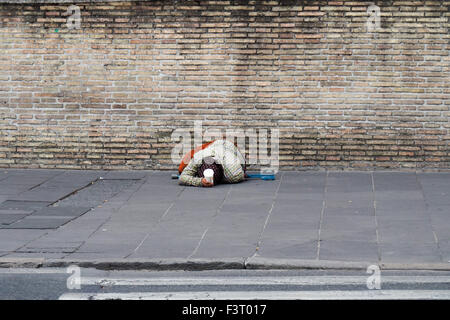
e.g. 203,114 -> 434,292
0,169 -> 449,269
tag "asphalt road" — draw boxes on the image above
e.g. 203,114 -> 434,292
0,268 -> 449,300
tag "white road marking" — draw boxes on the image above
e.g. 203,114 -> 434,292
1,268 -> 448,301
59,290 -> 450,300
0,268 -> 66,274
79,276 -> 450,287
0,268 -> 448,285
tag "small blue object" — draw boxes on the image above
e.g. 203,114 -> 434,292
247,174 -> 275,180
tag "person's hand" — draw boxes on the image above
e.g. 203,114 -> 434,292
201,178 -> 214,187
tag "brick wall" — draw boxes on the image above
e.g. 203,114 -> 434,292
0,0 -> 449,170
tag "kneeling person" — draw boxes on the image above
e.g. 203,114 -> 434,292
179,139 -> 245,187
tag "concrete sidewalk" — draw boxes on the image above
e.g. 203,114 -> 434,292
0,169 -> 449,270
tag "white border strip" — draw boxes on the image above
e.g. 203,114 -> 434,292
59,290 -> 450,300
78,276 -> 450,287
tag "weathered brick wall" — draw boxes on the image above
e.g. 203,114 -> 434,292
0,0 -> 449,170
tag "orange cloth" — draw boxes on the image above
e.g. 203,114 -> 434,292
178,140 -> 215,174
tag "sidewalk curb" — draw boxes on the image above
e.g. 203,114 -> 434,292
41,258 -> 246,271
245,257 -> 450,271
0,258 -> 45,269
245,257 -> 371,270
1,257 -> 450,271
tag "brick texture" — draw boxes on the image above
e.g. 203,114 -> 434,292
0,0 -> 449,170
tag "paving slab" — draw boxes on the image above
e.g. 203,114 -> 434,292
146,217 -> 211,238
63,252 -> 129,260
417,172 -> 450,184
31,206 -> 92,217
0,214 -> 30,225
378,220 -> 436,244
22,217 -> 110,250
177,187 -> 230,202
262,214 -> 320,241
191,242 -> 256,259
272,201 -> 323,218
170,200 -> 222,212
320,229 -> 378,243
319,240 -> 379,262
74,237 -> 145,256
0,209 -> 34,215
0,171 -> 9,181
3,252 -> 67,259
380,242 -> 441,263
324,206 -> 374,216
281,171 -> 325,185
126,203 -> 219,257
327,172 -> 372,193
16,247 -> 78,254
129,237 -> 202,259
321,215 -> 377,229
0,229 -> 48,251
54,179 -> 139,208
102,179 -> 148,204
4,216 -> 75,229
438,240 -> 450,262
101,171 -> 148,180
274,197 -> 321,206
425,192 -> 450,205
420,175 -> 450,206
373,172 -> 420,191
276,191 -> 324,201
432,221 -> 450,242
220,202 -> 271,214
49,170 -> 104,183
0,185 -> 35,195
37,180 -> 92,190
0,175 -> 53,187
376,207 -> 429,220
20,240 -> 84,252
206,210 -> 268,233
277,183 -> 322,195
191,209 -> 268,258
7,187 -> 76,202
327,189 -> 372,202
108,206 -> 170,223
320,215 -> 377,242
376,198 -> 426,211
261,227 -> 319,243
0,200 -> 51,211
256,239 -> 318,260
